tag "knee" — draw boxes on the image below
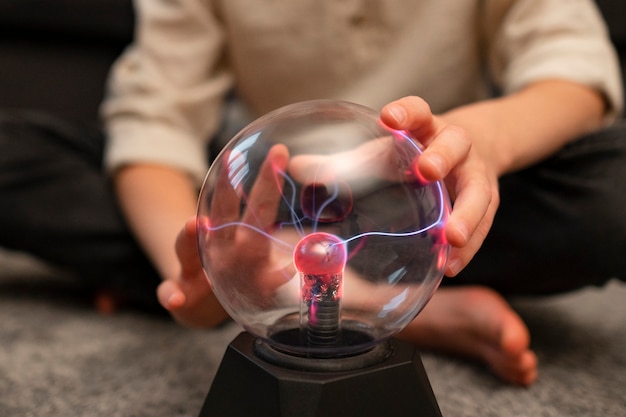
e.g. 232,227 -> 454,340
0,111 -> 52,152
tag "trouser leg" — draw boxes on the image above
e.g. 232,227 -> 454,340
0,111 -> 160,306
454,122 -> 626,295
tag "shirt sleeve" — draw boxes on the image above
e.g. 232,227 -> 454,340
487,0 -> 623,122
100,0 -> 233,185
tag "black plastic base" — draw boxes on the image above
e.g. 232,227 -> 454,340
199,332 -> 442,417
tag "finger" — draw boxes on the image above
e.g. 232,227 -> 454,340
445,178 -> 498,276
333,137 -> 401,182
176,217 -> 203,276
290,136 -> 403,184
380,96 -> 439,140
210,150 -> 242,240
418,125 -> 472,181
446,215 -> 492,277
241,144 -> 289,240
157,280 -> 186,310
447,167 -> 494,243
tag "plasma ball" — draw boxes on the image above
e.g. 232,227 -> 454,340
293,232 -> 347,276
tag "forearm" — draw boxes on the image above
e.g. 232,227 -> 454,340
441,80 -> 606,176
114,164 -> 199,282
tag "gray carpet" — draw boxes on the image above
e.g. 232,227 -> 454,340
1,249 -> 625,417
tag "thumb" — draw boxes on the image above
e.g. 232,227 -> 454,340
157,280 -> 186,310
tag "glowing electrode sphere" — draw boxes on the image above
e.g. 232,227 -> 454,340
196,99 -> 451,359
294,232 -> 347,276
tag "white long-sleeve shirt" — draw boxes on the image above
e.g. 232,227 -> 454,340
101,0 -> 623,184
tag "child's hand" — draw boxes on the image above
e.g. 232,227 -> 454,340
158,144 -> 292,327
157,217 -> 228,328
381,96 -> 500,277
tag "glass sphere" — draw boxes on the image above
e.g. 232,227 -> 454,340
197,99 -> 450,359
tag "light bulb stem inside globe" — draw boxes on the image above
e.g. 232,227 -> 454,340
294,232 -> 347,347
301,272 -> 342,346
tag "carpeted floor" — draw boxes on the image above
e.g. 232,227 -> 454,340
1,249 -> 625,417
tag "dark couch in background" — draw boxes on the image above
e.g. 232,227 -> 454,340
0,0 -> 134,126
0,0 -> 624,127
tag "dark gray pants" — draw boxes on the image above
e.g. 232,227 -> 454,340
1,111 -> 625,308
457,120 -> 626,294
0,112 -> 160,306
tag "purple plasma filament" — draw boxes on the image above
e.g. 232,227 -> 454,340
293,232 -> 347,347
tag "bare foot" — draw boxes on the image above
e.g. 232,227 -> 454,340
398,286 -> 537,386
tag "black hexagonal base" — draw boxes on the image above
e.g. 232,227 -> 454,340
199,332 -> 442,417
